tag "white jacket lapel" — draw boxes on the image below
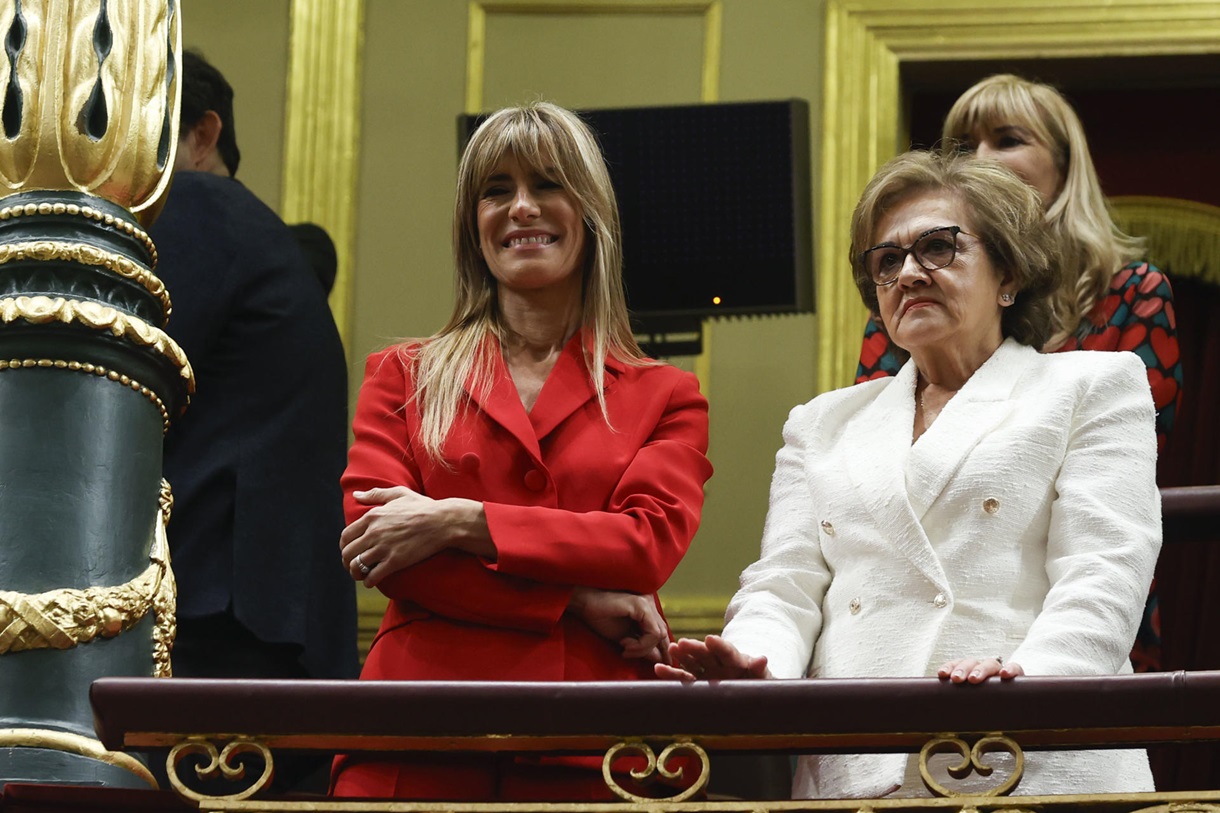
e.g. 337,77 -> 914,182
905,339 -> 1031,520
842,360 -> 950,592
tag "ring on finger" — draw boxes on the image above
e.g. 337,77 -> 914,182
354,553 -> 372,577
992,655 -> 1004,666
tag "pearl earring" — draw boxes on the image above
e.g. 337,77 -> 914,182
1000,293 -> 1014,304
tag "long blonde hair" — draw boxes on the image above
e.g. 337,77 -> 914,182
942,74 -> 1144,349
410,102 -> 646,461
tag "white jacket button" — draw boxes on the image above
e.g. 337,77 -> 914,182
820,520 -> 835,536
983,497 -> 1000,514
849,597 -> 861,614
933,593 -> 948,608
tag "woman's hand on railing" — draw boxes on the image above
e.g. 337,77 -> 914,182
938,656 -> 1025,684
655,634 -> 770,682
567,586 -> 669,662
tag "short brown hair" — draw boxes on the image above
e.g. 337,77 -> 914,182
849,150 -> 1060,348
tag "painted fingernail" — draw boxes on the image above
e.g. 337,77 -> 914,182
970,670 -> 981,679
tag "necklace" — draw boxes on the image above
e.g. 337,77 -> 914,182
918,384 -> 942,425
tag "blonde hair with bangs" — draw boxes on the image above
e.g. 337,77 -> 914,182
410,102 -> 646,461
942,74 -> 1144,349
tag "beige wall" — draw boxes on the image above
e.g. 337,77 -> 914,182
175,0 -> 827,627
177,0 -> 291,212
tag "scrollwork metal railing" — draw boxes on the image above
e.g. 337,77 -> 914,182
88,672 -> 1220,811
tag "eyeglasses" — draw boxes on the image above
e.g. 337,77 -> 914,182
861,225 -> 974,286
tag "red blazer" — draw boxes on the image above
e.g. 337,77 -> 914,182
345,333 -> 712,683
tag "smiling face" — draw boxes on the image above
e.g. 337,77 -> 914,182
964,123 -> 1063,209
874,191 -> 1016,359
476,152 -> 587,298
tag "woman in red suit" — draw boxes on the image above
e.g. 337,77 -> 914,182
330,102 -> 713,799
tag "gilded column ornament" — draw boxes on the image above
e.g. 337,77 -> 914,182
0,0 -> 185,789
0,480 -> 175,676
0,0 -> 178,216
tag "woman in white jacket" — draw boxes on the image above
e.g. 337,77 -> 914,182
659,150 -> 1160,799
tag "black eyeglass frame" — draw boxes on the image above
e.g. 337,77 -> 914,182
861,225 -> 975,287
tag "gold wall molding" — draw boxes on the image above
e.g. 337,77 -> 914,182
0,728 -> 157,788
818,0 -> 1220,393
0,482 -> 175,678
464,0 -> 724,113
281,0 -> 366,346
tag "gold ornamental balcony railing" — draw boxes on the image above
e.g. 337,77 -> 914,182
89,671 -> 1220,813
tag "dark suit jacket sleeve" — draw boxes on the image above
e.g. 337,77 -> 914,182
344,349 -> 572,633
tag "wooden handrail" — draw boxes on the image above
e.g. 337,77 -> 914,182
1161,485 -> 1220,544
92,671 -> 1220,755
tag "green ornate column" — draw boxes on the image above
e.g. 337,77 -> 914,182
0,0 -> 189,789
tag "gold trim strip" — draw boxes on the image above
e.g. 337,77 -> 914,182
466,2 -> 488,115
817,0 -> 1220,394
191,793 -> 1220,812
0,728 -> 157,788
700,1 -> 722,103
0,357 -> 171,432
0,241 -> 171,317
281,0 -> 365,348
0,201 -> 159,269
0,296 -> 195,390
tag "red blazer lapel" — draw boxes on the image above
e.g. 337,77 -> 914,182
463,337 -> 543,460
529,333 -> 621,440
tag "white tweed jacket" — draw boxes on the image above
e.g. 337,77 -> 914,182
722,338 -> 1161,799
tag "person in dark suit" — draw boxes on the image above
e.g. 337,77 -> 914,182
149,50 -> 357,685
